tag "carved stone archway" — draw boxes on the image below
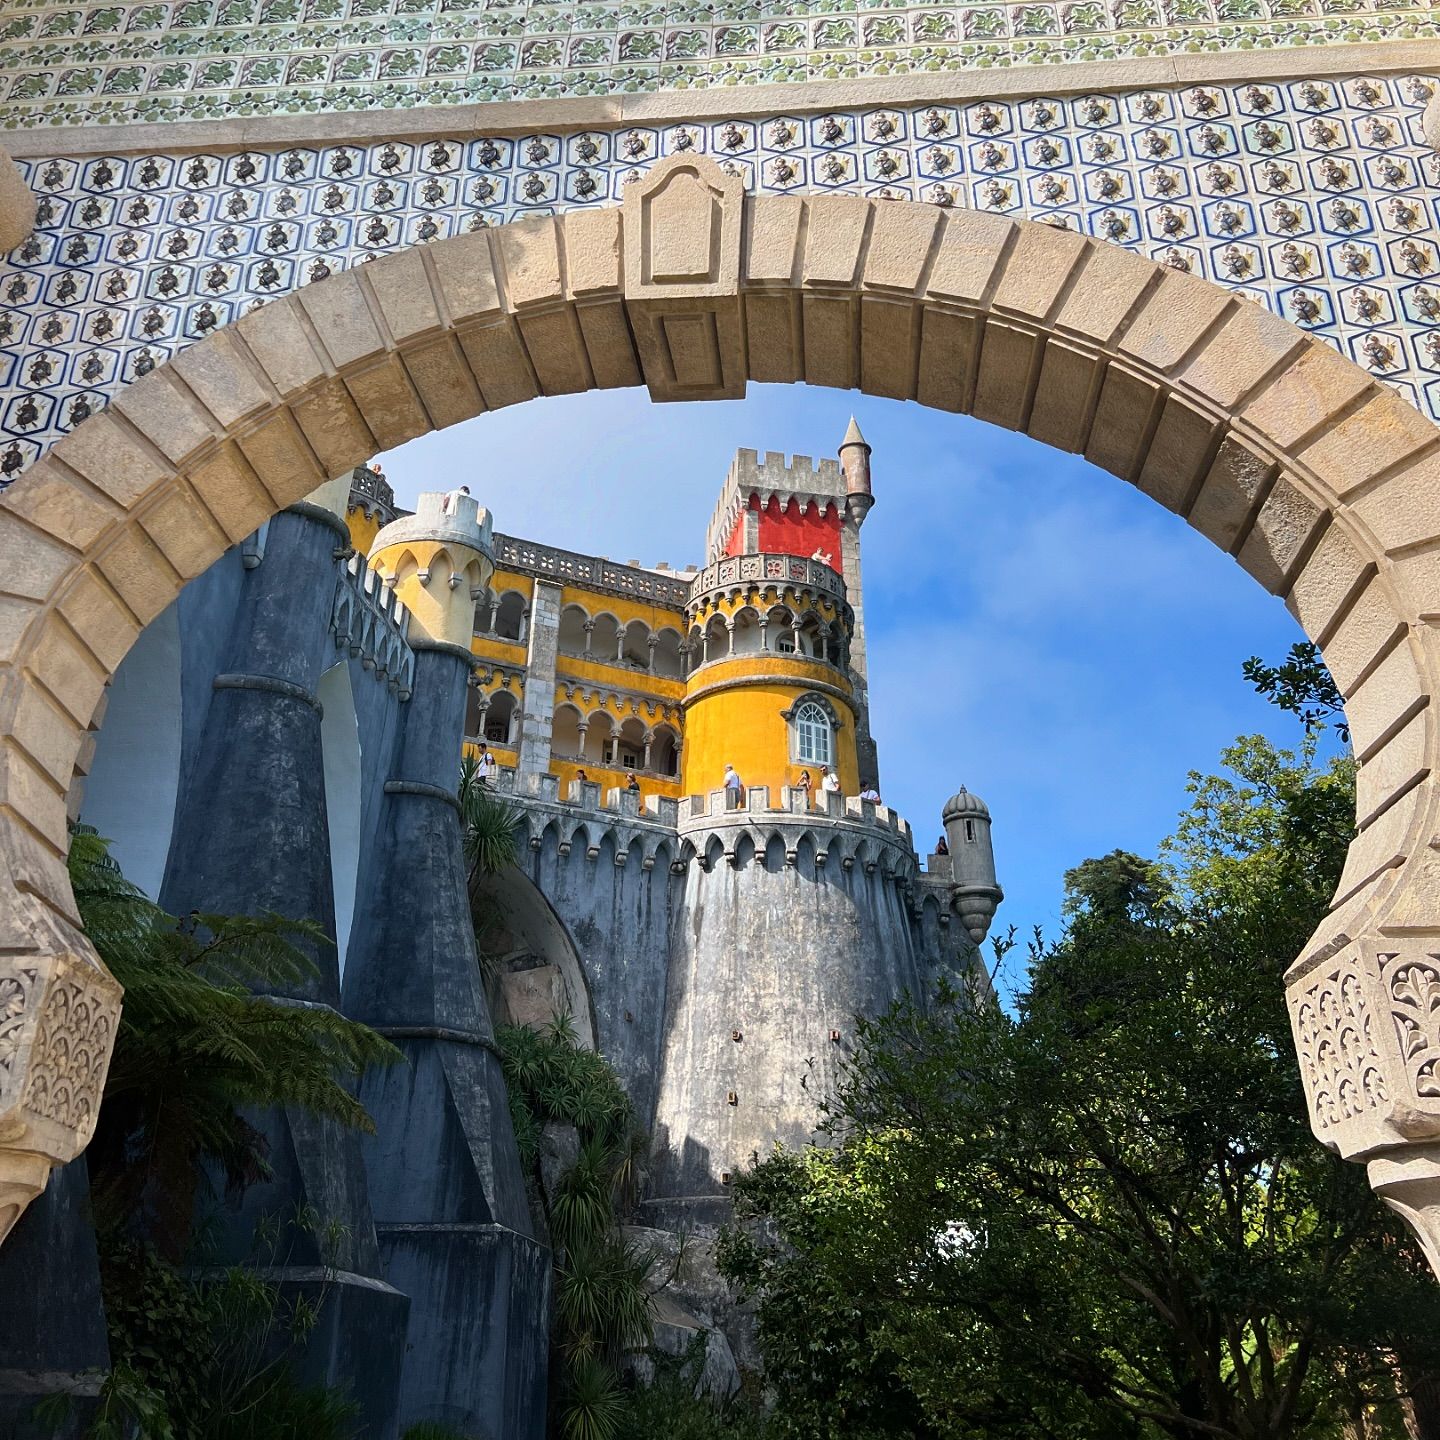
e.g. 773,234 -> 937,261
4,153 -> 1440,1261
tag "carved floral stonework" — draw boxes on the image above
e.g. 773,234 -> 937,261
1383,951 -> 1440,1110
0,953 -> 121,1242
1294,956 -> 1388,1140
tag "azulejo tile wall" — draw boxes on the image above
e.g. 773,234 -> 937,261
0,0 -> 1437,129
1,72 -> 1438,482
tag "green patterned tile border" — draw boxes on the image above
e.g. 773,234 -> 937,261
1,0 -> 1437,128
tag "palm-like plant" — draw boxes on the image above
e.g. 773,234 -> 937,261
71,826 -> 400,1250
458,753 -> 520,889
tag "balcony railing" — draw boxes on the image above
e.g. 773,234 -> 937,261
687,553 -> 845,608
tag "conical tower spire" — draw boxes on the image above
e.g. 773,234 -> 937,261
838,415 -> 873,512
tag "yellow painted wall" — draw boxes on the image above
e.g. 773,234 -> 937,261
682,662 -> 859,799
559,583 -> 686,633
347,505 -> 384,557
472,634 -> 526,664
488,568 -> 536,602
555,653 -> 684,703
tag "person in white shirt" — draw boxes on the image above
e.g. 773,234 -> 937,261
822,768 -> 842,796
859,784 -> 881,803
476,745 -> 498,783
723,763 -> 744,808
442,484 -> 471,516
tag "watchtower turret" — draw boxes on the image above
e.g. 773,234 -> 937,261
369,489 -> 495,647
838,414 -> 873,522
942,786 -> 1003,944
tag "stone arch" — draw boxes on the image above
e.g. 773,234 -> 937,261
4,154 -> 1440,1260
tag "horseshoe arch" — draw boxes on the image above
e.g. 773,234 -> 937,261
3,154 -> 1440,1265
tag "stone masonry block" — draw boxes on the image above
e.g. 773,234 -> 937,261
576,301 -> 643,391
234,410 -> 327,507
23,617 -> 108,729
0,596 -> 40,667
1187,433 -> 1275,554
859,296 -> 919,401
745,292 -> 802,384
1084,363 -> 1160,482
50,411 -> 173,511
0,509 -> 78,604
458,322 -> 540,411
1323,577 -> 1406,697
1053,241 -> 1158,346
915,307 -> 979,414
298,268 -> 386,371
1389,547 -> 1440,626
430,230 -> 503,325
55,570 -> 140,673
290,376 -> 378,476
989,223 -> 1087,322
1330,775 -> 1414,907
1,457 -> 120,553
0,737 -> 69,856
1118,269 -> 1231,374
925,211 -> 1014,306
744,196 -> 803,285
801,295 -> 858,390
365,245 -> 441,344
496,216 -> 564,310
236,300 -> 329,398
972,320 -> 1039,432
0,806 -> 80,927
1179,300 -> 1307,414
862,204 -> 941,294
564,208 -> 623,298
517,308 -> 591,396
1135,394 -> 1219,513
802,195 -> 871,288
344,358 -> 431,451
1285,520 -> 1371,645
8,679 -> 83,788
138,483 -> 229,582
1236,474 -> 1325,595
109,367 -> 222,467
1242,343 -> 1375,454
184,445 -> 276,545
95,525 -> 180,626
1026,338 -> 1102,454
1346,453 -> 1440,557
1355,707 -> 1428,832
1346,641 -> 1427,765
169,328 -> 271,428
401,336 -> 486,431
1299,391 -> 1440,499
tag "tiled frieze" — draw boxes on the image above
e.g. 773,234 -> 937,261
1,70 -> 1438,481
0,0 -> 1438,129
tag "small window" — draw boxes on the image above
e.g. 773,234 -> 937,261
965,819 -> 976,843
794,700 -> 831,766
776,635 -> 796,654
484,719 -> 508,743
621,751 -> 640,770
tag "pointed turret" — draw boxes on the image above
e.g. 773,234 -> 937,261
838,415 -> 873,519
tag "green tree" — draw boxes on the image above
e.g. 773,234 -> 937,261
718,685 -> 1440,1440
64,826 -> 400,1437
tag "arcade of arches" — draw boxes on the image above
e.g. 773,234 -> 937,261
5,155 -> 1440,1273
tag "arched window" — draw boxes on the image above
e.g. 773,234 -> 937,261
793,700 -> 832,766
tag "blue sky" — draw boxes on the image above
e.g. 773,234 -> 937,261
380,384 -> 1316,964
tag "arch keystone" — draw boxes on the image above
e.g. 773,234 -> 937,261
623,155 -> 746,402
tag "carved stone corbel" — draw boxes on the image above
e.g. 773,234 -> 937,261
0,896 -> 121,1244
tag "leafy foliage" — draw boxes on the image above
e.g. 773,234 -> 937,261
64,827 -> 400,1438
71,825 -> 399,1251
614,1336 -> 765,1440
497,1018 -> 654,1440
459,752 -> 521,886
1242,641 -> 1349,743
717,669 -> 1440,1440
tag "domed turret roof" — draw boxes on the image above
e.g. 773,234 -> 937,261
942,786 -> 990,822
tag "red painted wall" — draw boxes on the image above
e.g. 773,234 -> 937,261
756,495 -> 841,565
